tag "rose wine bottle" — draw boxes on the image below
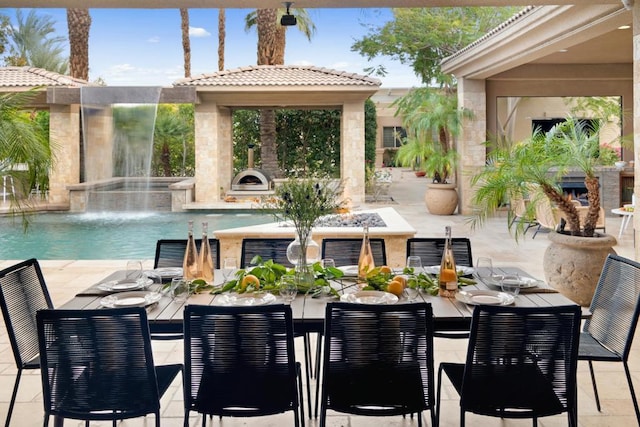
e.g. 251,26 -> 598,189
183,220 -> 199,281
199,222 -> 215,284
438,226 -> 458,297
358,224 -> 375,282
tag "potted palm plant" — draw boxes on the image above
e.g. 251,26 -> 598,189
394,88 -> 471,215
470,117 -> 623,305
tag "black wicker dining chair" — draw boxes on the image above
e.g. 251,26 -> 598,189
321,237 -> 387,266
36,307 -> 184,427
240,237 -> 295,268
0,258 -> 54,427
406,237 -> 473,340
183,304 -> 305,427
436,304 -> 582,427
578,254 -> 640,424
405,237 -> 473,267
318,302 -> 436,427
154,238 -> 220,269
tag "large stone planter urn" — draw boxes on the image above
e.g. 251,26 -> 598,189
424,183 -> 458,215
543,231 -> 617,306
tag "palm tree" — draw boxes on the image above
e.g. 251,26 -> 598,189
66,8 -> 91,81
6,9 -> 68,74
244,7 -> 315,178
394,88 -> 472,183
180,8 -> 191,78
218,9 -> 225,71
0,89 -> 53,223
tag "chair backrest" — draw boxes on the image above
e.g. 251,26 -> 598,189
534,194 -> 559,231
558,206 -> 606,232
183,304 -> 300,418
36,307 -> 162,422
0,258 -> 53,369
585,254 -> 640,360
405,237 -> 473,267
321,238 -> 387,266
154,238 -> 220,268
240,238 -> 294,268
461,304 -> 581,418
321,302 -> 435,417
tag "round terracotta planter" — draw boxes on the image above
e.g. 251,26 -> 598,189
543,231 -> 617,306
424,183 -> 458,215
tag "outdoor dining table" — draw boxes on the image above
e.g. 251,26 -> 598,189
59,266 -> 590,336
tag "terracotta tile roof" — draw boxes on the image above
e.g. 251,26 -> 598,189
174,65 -> 381,87
0,66 -> 89,88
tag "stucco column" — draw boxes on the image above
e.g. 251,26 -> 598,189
457,77 -> 487,215
633,1 -> 640,260
194,102 -> 231,204
49,104 -> 80,206
341,101 -> 365,205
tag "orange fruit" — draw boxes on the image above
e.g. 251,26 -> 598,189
379,265 -> 392,274
240,274 -> 261,290
386,280 -> 405,297
440,268 -> 457,283
392,275 -> 407,287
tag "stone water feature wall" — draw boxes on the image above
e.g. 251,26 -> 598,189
67,177 -> 190,212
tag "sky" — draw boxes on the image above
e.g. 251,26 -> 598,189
1,8 -> 424,88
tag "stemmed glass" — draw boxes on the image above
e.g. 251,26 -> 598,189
279,276 -> 298,304
221,257 -> 238,283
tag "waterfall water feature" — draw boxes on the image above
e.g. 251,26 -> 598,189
80,87 -> 163,211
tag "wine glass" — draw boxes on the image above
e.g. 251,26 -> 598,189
222,257 -> 238,282
125,260 -> 143,281
475,257 -> 494,284
321,258 -> 336,269
499,273 -> 522,297
406,256 -> 423,274
279,276 -> 298,304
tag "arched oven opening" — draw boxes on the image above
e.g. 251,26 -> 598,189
230,144 -> 273,191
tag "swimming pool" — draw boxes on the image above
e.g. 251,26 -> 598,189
0,211 -> 272,260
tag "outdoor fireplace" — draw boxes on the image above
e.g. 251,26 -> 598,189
231,144 -> 272,191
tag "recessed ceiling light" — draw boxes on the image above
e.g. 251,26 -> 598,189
559,49 -> 568,53
618,25 -> 631,30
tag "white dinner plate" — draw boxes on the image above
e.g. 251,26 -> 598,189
147,267 -> 183,279
215,292 -> 277,306
455,290 -> 515,306
100,291 -> 162,308
340,290 -> 399,305
97,278 -> 153,292
338,265 -> 359,277
424,265 -> 475,276
481,275 -> 542,289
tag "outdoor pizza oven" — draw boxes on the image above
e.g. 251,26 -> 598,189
230,144 -> 273,191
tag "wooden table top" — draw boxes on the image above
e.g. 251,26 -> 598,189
60,266 -> 587,335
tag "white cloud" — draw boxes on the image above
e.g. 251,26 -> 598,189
147,36 -> 160,43
189,27 -> 211,37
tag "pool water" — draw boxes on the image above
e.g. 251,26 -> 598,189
0,211 -> 272,260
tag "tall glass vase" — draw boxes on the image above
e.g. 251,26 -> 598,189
287,228 -> 319,290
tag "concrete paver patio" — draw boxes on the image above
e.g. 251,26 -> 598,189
0,168 -> 638,426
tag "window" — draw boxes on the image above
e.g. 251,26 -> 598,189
383,126 -> 406,148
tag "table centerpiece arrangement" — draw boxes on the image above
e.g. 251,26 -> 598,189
261,177 -> 348,288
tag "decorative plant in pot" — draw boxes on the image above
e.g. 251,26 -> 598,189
469,117 -> 623,306
393,88 -> 472,215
